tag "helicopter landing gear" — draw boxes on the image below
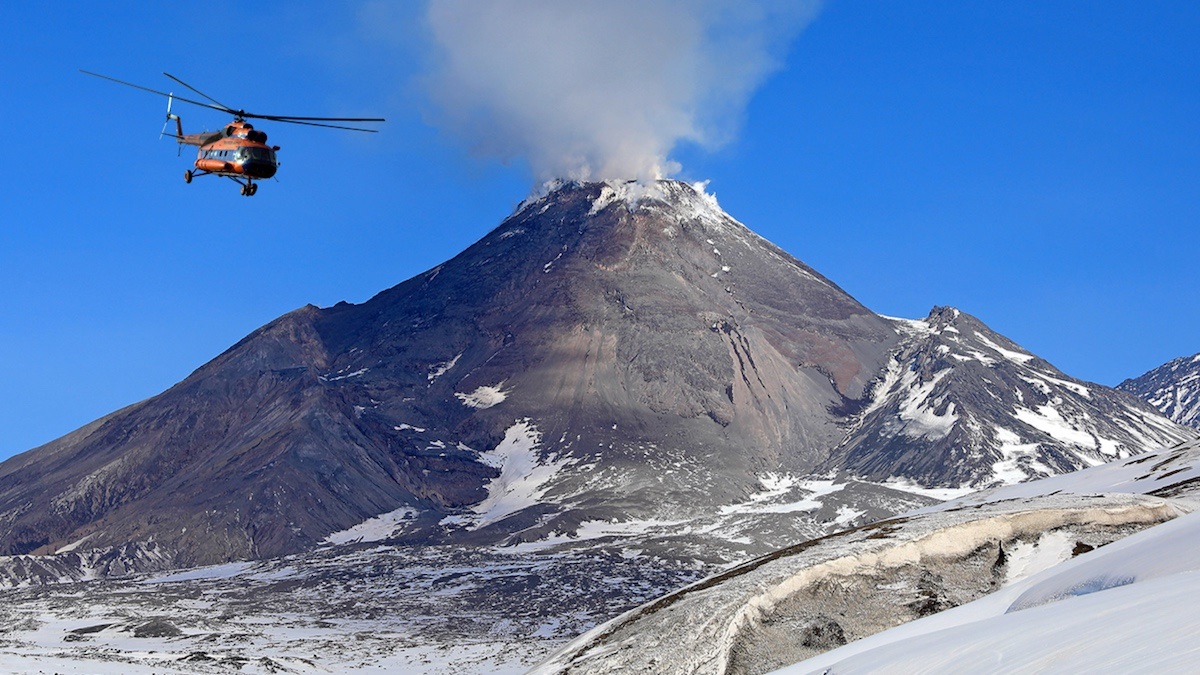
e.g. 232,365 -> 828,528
240,182 -> 258,196
184,170 -> 193,184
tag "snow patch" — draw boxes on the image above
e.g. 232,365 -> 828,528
719,475 -> 846,515
833,506 -> 866,528
588,184 -> 622,214
428,353 -> 461,382
896,368 -> 958,440
470,420 -> 568,526
991,425 -> 1053,485
508,517 -> 688,552
1022,372 -> 1092,399
323,507 -> 419,545
1014,404 -> 1097,449
321,367 -> 368,382
1001,529 -> 1074,585
54,534 -> 94,554
877,477 -> 976,501
142,562 -> 254,584
974,332 -> 1035,364
456,383 -> 509,409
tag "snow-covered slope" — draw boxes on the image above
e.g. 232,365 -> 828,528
1119,352 -> 1200,430
785,442 -> 1200,674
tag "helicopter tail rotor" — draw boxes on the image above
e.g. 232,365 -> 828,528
159,93 -> 173,139
160,93 -> 184,155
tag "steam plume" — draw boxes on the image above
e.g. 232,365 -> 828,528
422,0 -> 820,183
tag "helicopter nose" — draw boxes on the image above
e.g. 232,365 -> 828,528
245,160 -> 278,179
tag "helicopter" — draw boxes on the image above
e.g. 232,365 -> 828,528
81,70 -> 384,196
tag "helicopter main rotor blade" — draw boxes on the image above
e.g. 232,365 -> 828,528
255,114 -> 387,123
252,116 -> 381,133
79,70 -> 237,116
164,71 -> 384,126
82,70 -> 384,132
162,72 -> 236,113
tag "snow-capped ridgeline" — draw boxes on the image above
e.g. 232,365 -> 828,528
510,178 -> 832,291
1119,351 -> 1200,430
834,308 -> 1190,489
517,178 -> 723,219
919,436 -> 1200,512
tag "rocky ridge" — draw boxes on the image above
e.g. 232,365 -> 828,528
1118,352 -> 1200,430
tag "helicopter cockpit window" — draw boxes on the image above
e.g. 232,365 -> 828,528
244,147 -> 276,162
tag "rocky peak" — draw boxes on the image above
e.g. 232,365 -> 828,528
1119,353 -> 1200,430
825,307 -> 1189,487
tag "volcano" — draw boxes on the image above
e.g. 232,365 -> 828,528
0,180 -> 1188,575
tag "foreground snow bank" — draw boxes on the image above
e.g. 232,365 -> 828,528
531,493 -> 1177,675
783,507 -> 1200,674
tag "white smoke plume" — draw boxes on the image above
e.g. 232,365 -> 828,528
421,0 -> 821,183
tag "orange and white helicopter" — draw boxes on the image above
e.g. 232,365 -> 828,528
82,70 -> 384,196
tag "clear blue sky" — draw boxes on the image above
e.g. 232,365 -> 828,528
1,2 -> 1197,460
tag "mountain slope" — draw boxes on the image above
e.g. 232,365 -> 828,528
1118,352 -> 1200,429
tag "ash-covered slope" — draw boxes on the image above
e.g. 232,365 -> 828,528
0,180 -> 902,569
825,308 -> 1187,487
1118,352 -> 1200,429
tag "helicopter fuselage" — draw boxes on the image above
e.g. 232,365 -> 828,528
178,120 -> 279,194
